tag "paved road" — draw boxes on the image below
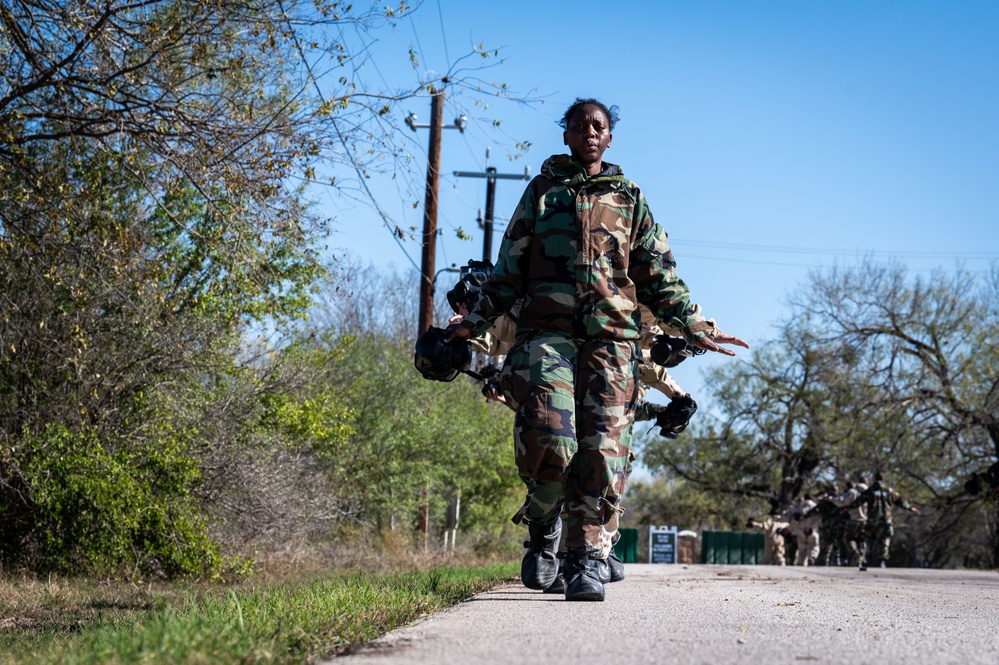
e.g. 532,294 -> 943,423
330,564 -> 999,665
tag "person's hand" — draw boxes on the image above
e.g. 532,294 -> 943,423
445,322 -> 471,343
483,386 -> 506,403
910,506 -> 920,515
693,331 -> 750,357
447,303 -> 470,326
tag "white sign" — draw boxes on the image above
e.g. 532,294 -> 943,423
649,525 -> 679,564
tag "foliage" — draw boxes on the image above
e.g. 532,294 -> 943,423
304,265 -> 522,550
622,475 -> 742,533
0,133 -> 321,575
186,333 -> 362,553
0,1 -> 526,576
641,260 -> 999,567
340,335 -> 518,532
3,422 -> 225,578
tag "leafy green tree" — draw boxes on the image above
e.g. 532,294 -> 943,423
642,330 -> 864,517
789,261 -> 999,566
305,265 -> 522,553
0,138 -> 321,575
640,260 -> 999,568
1,0 -> 522,575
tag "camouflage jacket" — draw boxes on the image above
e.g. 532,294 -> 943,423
852,483 -> 913,524
462,155 -> 710,342
835,484 -> 869,522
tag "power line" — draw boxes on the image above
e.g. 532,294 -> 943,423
677,252 -> 994,274
435,0 -> 451,68
672,238 -> 997,260
284,8 -> 423,275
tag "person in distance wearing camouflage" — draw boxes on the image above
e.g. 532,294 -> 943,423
446,98 -> 747,601
851,471 -> 920,570
836,476 -> 870,567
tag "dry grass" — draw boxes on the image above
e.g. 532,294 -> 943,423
0,540 -> 519,664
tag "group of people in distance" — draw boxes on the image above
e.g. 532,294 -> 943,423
749,472 -> 920,570
432,97 -> 748,601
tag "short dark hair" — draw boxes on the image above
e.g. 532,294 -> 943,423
559,98 -> 620,131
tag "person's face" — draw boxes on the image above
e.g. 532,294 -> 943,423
563,104 -> 612,175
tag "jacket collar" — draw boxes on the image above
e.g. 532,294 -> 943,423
541,154 -> 624,187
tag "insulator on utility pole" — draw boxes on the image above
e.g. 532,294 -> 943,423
453,153 -> 531,263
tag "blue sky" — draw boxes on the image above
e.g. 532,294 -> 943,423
322,0 -> 999,401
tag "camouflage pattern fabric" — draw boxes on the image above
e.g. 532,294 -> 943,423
819,510 -> 848,566
853,482 -> 913,566
640,302 -> 723,341
864,520 -> 895,566
462,155 -> 710,343
461,154 -> 709,558
632,399 -> 665,423
750,517 -> 789,565
637,348 -> 681,398
853,483 -> 913,524
843,518 -> 868,566
469,311 -> 517,356
498,331 -> 640,557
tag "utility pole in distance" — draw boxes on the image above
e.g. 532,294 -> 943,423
454,148 -> 531,262
407,88 -> 467,334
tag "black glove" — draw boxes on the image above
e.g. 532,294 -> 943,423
649,335 -> 706,368
655,394 -> 698,439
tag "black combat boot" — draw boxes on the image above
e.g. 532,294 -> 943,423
607,547 -> 625,582
563,552 -> 605,602
542,570 -> 565,594
521,518 -> 561,590
596,557 -> 611,584
595,547 -> 625,584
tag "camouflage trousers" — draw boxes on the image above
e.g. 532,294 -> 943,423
818,520 -> 846,566
844,520 -> 868,566
499,331 -> 640,556
864,520 -> 894,566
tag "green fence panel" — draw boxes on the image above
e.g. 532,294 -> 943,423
617,527 -> 640,563
701,530 -> 765,564
726,532 -> 743,564
699,531 -> 716,564
743,532 -> 764,564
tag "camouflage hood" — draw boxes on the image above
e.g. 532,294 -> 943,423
539,154 -> 625,187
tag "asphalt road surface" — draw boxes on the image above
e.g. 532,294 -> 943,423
330,563 -> 999,665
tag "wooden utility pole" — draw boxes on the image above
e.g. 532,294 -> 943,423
408,88 -> 467,332
418,90 -> 445,334
482,167 -> 497,261
453,149 -> 531,263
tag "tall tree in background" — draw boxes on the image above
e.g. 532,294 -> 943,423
640,261 -> 999,567
0,1 -> 519,575
789,261 -> 999,566
642,328 -> 865,516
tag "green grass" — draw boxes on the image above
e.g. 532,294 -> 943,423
0,563 -> 518,664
